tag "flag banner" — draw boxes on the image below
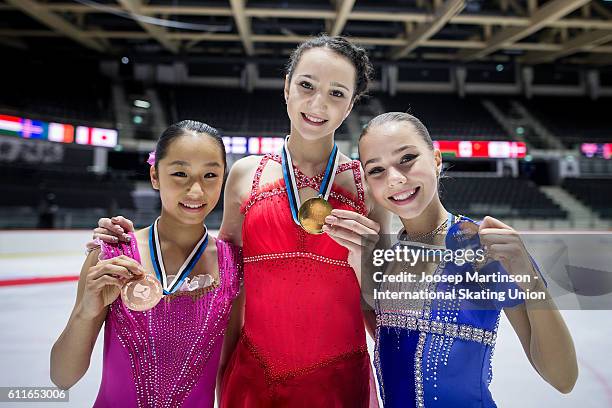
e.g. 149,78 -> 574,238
76,126 -> 118,148
434,140 -> 527,159
48,123 -> 74,143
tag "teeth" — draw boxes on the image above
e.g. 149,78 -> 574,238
304,114 -> 325,123
182,203 -> 203,209
391,189 -> 417,201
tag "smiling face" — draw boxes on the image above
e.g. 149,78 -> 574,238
284,47 -> 356,140
360,121 -> 442,220
150,133 -> 225,226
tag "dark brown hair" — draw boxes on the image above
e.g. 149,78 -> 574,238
285,35 -> 373,102
155,120 -> 226,173
359,112 -> 434,150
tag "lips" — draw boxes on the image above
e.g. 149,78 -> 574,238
179,202 -> 206,213
388,187 -> 420,205
301,112 -> 328,126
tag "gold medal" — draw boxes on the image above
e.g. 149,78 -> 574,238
282,136 -> 340,235
298,196 -> 333,234
121,274 -> 163,312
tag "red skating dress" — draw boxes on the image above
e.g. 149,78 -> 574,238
221,154 -> 377,407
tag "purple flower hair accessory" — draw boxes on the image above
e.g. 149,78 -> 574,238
147,151 -> 156,166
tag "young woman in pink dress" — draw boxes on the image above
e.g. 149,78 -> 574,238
51,120 -> 243,407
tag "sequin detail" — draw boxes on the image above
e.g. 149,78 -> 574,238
244,251 -> 350,268
241,330 -> 368,386
374,251 -> 502,407
99,233 -> 140,262
100,239 -> 243,408
241,154 -> 366,216
376,313 -> 497,346
414,331 -> 427,408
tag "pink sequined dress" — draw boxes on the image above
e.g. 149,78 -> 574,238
93,233 -> 242,408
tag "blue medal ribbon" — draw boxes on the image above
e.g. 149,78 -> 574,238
149,217 -> 208,295
281,135 -> 339,226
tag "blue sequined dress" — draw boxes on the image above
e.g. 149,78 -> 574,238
374,216 -> 535,408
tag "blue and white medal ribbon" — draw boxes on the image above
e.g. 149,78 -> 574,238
281,135 -> 340,226
149,217 -> 208,295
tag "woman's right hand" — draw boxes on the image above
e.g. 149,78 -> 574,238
322,209 -> 380,282
86,216 -> 135,250
77,255 -> 145,320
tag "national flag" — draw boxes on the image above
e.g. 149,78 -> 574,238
20,118 -> 48,140
91,128 -> 117,147
487,141 -> 510,158
0,115 -> 22,137
48,123 -> 74,143
471,141 -> 488,158
581,143 -> 598,158
458,141 -> 473,158
76,126 -> 118,147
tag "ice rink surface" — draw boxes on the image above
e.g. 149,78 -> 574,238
1,231 -> 610,407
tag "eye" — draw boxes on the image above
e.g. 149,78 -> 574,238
400,154 -> 418,164
204,172 -> 218,179
367,167 -> 385,176
331,90 -> 345,98
171,171 -> 187,177
299,81 -> 313,90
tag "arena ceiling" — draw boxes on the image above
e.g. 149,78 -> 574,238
1,0 -> 612,67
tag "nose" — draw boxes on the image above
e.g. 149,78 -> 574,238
309,91 -> 327,112
187,181 -> 205,198
387,166 -> 407,188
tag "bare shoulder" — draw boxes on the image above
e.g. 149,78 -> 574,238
228,155 -> 263,178
226,155 -> 264,203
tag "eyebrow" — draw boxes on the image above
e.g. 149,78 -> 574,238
168,160 -> 222,167
298,74 -> 350,92
363,145 -> 417,167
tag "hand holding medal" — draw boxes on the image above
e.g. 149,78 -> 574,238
79,255 -> 145,320
477,216 -> 541,292
323,209 -> 381,282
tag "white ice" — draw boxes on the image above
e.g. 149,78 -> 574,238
0,231 -> 610,407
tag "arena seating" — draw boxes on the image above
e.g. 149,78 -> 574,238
375,93 -> 510,141
0,65 -> 113,125
562,178 -> 612,219
162,86 -> 290,135
521,97 -> 612,147
440,177 -> 567,219
0,164 -> 134,211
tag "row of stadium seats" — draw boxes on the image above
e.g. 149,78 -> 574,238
375,93 -> 509,140
0,64 -> 113,125
440,177 -> 567,219
562,178 -> 612,219
521,97 -> 611,147
0,165 -> 135,210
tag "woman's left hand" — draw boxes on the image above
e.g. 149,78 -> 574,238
478,216 -> 541,291
322,209 -> 380,283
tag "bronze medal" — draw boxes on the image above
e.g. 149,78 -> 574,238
298,196 -> 333,234
121,274 -> 163,312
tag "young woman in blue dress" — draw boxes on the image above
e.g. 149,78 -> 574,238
323,112 -> 578,407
